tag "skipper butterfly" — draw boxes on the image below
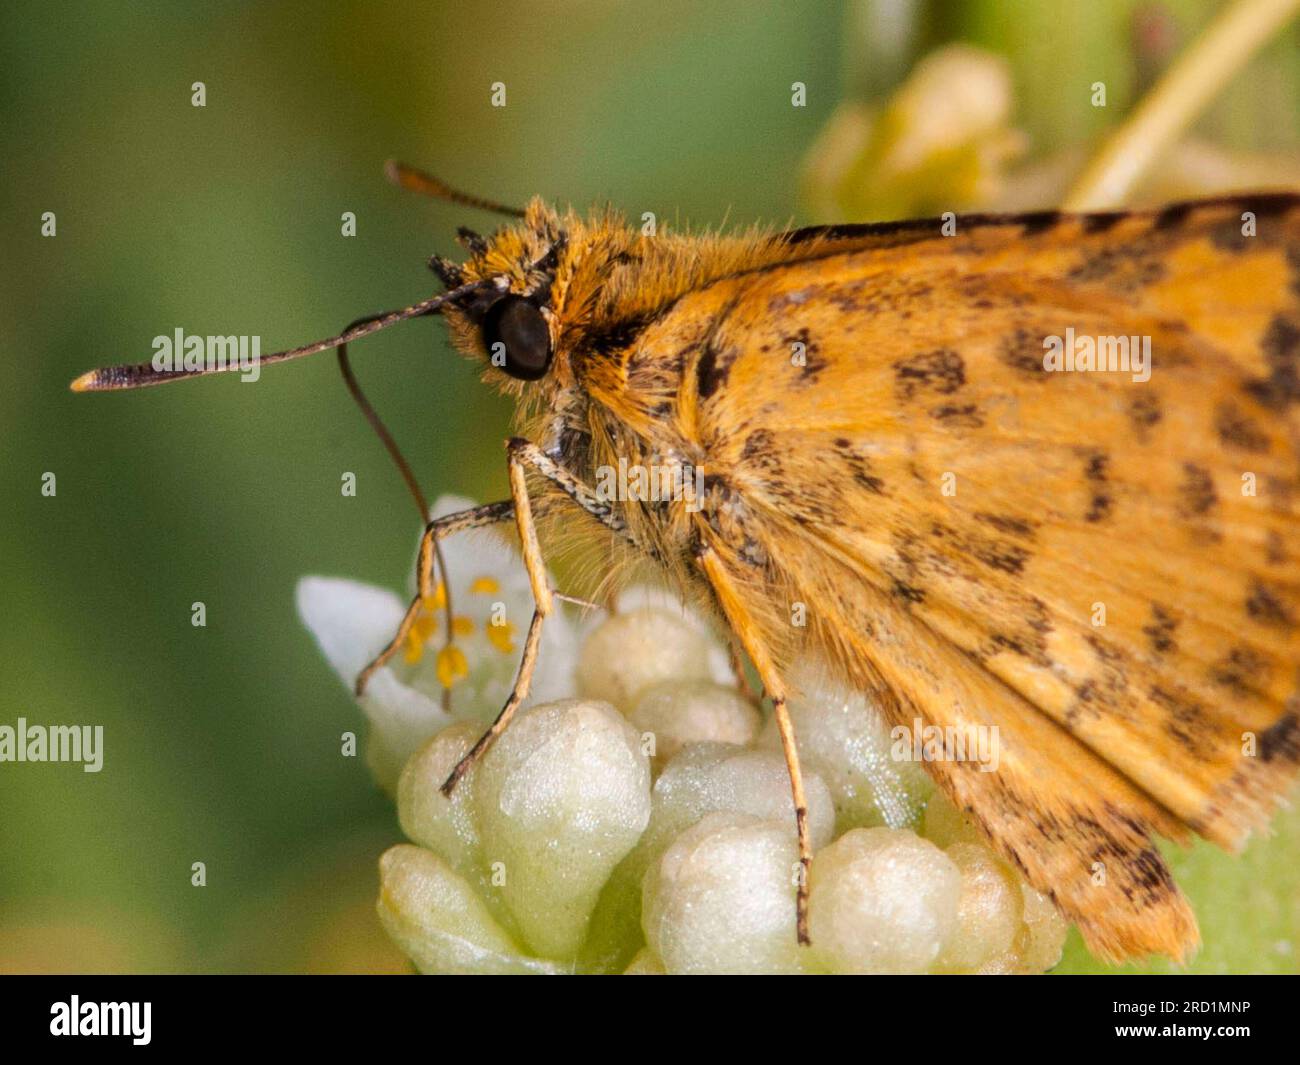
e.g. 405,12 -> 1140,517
72,162 -> 1300,963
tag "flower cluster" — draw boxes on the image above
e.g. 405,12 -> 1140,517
299,498 -> 1066,974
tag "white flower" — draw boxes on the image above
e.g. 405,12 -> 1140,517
298,507 -> 1067,973
296,495 -> 584,789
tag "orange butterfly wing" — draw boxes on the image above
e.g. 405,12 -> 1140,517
663,196 -> 1300,960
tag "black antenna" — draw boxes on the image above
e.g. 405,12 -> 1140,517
70,276 -> 503,392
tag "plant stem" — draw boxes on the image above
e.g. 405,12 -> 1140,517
1063,0 -> 1300,209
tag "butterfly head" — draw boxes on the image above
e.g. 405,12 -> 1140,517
431,198 -> 580,392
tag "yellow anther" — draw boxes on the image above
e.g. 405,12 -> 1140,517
403,628 -> 425,664
486,619 -> 517,654
436,645 -> 469,688
402,596 -> 446,666
469,575 -> 500,595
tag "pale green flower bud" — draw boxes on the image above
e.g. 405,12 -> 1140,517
645,743 -> 836,857
642,812 -> 808,975
1017,881 -> 1069,973
576,608 -> 714,709
396,722 -> 483,884
933,843 -> 1023,973
376,845 -> 560,975
474,699 -> 652,959
628,679 -> 761,770
808,827 -> 962,974
581,742 -> 835,971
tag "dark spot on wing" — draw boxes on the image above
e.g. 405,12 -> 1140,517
783,327 -> 828,383
1019,210 -> 1062,236
990,633 -> 1035,662
693,294 -> 744,402
1067,245 -> 1167,289
977,540 -> 1029,575
832,437 -> 886,494
1258,711 -> 1300,764
1066,249 -> 1120,284
893,348 -> 965,400
974,512 -> 1035,539
1246,580 -> 1295,629
1095,802 -> 1180,904
1128,393 -> 1162,438
695,344 -> 728,400
929,403 -> 984,428
1065,679 -> 1097,727
1082,451 -> 1112,522
986,606 -> 1053,667
892,579 -> 926,604
741,428 -> 775,462
1215,401 -> 1270,453
1208,215 -> 1252,252
1087,632 -> 1125,666
586,313 -> 654,359
1149,685 -> 1212,757
1027,598 -> 1053,636
1073,636 -> 1133,724
930,520 -> 1030,575
1127,845 -> 1176,902
1267,529 -> 1288,566
1081,212 -> 1126,234
1142,604 -> 1178,655
1264,314 -> 1300,363
1244,315 -> 1300,410
999,328 -> 1049,376
1177,463 -> 1217,517
1084,496 -> 1112,523
1208,645 -> 1268,695
1154,201 -> 1196,230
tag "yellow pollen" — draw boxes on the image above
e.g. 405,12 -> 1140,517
402,589 -> 450,666
452,615 -> 474,637
486,619 -> 517,654
470,576 -> 500,595
436,645 -> 469,688
403,628 -> 425,664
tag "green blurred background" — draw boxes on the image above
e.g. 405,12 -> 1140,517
1,0 -> 1296,973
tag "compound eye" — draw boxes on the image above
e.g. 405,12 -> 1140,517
482,295 -> 552,380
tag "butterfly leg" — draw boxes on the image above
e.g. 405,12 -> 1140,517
355,432 -> 630,703
439,437 -> 624,796
697,546 -> 813,946
354,500 -> 515,696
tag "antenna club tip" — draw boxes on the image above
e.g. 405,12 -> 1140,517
385,160 -> 420,190
69,369 -> 100,392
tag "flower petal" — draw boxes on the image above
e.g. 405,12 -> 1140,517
297,575 -> 453,789
296,575 -> 405,681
